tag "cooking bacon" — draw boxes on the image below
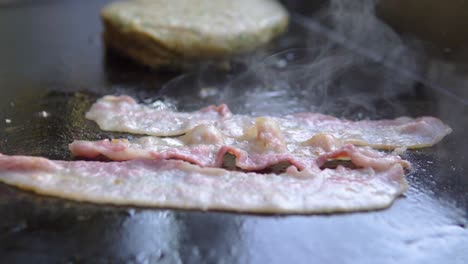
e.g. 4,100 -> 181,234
86,95 -> 452,149
0,153 -> 408,213
0,95 -> 451,214
85,95 -> 232,137
70,137 -> 409,172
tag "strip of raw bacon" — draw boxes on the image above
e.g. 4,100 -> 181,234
85,95 -> 451,149
282,113 -> 453,149
0,153 -> 408,214
70,135 -> 409,172
85,95 -> 232,136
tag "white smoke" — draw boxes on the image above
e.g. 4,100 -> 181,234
161,0 -> 427,118
218,0 -> 428,118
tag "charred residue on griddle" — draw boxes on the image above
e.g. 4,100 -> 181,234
221,152 -> 293,174
221,152 -> 238,171
319,159 -> 360,170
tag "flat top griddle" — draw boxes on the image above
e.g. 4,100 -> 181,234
0,1 -> 467,263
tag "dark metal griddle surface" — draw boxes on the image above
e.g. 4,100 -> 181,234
0,1 -> 467,263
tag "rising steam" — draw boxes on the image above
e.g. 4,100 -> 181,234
159,0 -> 426,119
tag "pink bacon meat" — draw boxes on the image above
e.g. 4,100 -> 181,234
85,95 -> 452,149
0,153 -> 408,213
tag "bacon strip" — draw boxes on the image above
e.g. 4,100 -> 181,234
70,134 -> 409,172
85,95 -> 232,136
86,95 -> 452,149
0,154 -> 408,213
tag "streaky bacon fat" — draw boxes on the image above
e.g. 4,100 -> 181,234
0,153 -> 408,213
85,95 -> 452,149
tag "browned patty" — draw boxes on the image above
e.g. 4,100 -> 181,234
101,0 -> 289,69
